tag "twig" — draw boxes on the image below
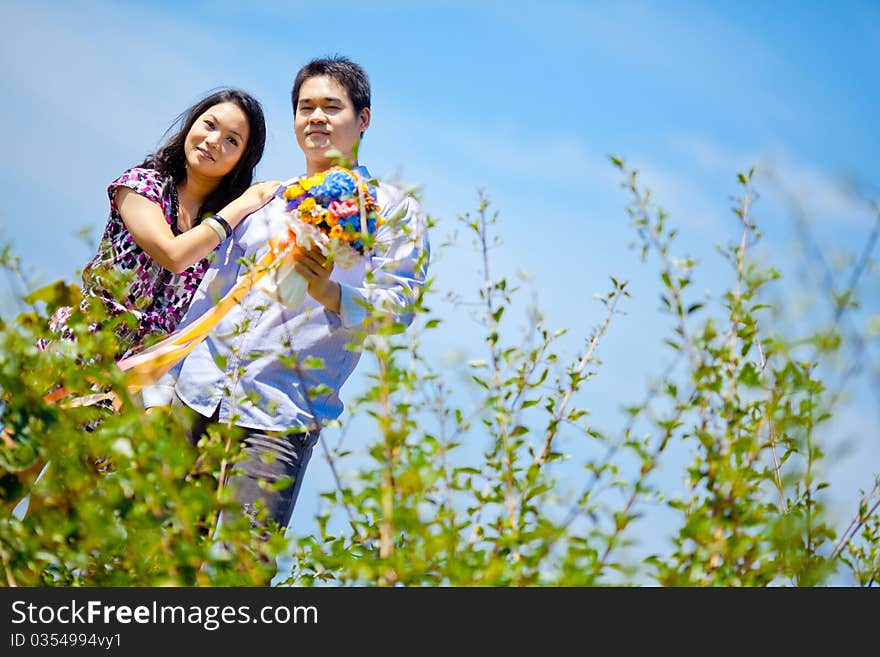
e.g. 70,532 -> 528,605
513,288 -> 624,533
473,197 -> 517,530
730,177 -> 786,511
562,356 -> 682,531
755,336 -> 787,512
533,291 -> 621,472
772,173 -> 880,412
830,476 -> 880,561
0,545 -> 18,587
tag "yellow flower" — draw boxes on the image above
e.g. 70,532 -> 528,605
299,173 -> 325,191
283,184 -> 304,199
329,225 -> 344,239
299,197 -> 317,213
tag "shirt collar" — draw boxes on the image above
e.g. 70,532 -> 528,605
283,164 -> 371,189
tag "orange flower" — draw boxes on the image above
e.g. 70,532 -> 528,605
299,198 -> 323,225
323,210 -> 338,226
329,225 -> 344,239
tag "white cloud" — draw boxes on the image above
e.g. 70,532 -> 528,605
670,134 -> 876,228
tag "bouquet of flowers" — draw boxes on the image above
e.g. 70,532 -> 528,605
255,166 -> 385,308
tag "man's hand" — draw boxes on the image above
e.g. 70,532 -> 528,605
292,246 -> 341,313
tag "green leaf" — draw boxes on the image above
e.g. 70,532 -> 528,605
24,280 -> 81,308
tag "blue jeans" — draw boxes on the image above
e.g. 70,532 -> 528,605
175,397 -> 317,533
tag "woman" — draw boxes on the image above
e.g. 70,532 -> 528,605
3,89 -> 278,514
48,88 -> 279,358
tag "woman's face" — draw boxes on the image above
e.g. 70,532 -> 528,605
184,101 -> 250,179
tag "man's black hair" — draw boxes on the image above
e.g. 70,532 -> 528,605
291,55 -> 371,115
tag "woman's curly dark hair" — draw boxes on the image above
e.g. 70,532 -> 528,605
139,88 -> 267,216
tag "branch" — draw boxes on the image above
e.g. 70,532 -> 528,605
830,476 -> 880,562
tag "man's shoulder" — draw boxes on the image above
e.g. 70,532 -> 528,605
376,180 -> 421,217
233,194 -> 288,246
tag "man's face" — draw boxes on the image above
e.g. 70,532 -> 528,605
294,75 -> 370,170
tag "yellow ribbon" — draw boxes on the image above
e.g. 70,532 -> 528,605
117,228 -> 297,392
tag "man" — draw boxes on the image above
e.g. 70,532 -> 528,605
143,56 -> 429,535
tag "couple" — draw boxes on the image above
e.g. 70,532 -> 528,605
74,57 -> 429,535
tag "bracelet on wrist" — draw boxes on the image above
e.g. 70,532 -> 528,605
212,214 -> 233,239
202,217 -> 226,245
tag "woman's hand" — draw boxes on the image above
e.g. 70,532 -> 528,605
221,180 -> 282,227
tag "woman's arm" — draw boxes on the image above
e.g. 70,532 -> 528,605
117,181 -> 280,274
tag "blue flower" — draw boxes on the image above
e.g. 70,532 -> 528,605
312,171 -> 357,202
339,215 -> 360,232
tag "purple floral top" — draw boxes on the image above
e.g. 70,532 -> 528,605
76,167 -> 209,357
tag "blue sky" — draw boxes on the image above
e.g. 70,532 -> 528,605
2,0 -> 878,581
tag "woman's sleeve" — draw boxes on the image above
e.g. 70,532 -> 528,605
107,167 -> 167,220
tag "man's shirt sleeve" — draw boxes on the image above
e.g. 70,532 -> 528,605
338,192 -> 430,331
140,363 -> 181,407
